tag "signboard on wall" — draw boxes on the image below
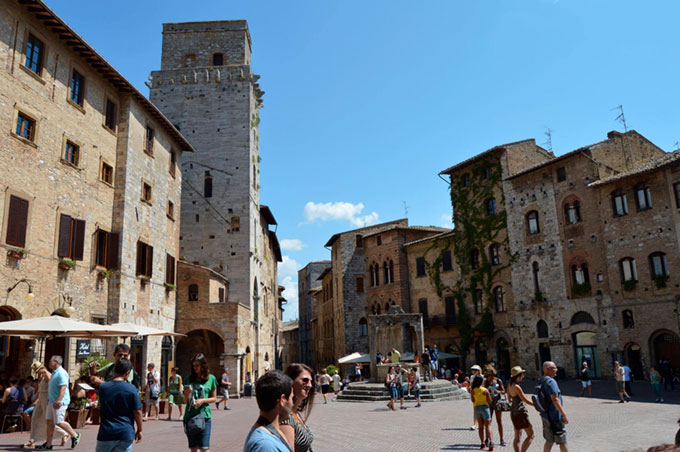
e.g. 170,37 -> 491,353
76,340 -> 90,358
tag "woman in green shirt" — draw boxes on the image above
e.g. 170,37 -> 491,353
183,354 -> 217,452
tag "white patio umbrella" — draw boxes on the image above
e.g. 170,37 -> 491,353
0,315 -> 135,338
108,322 -> 185,337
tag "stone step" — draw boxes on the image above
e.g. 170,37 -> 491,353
336,380 -> 468,403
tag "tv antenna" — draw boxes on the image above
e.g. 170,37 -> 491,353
403,201 -> 409,219
614,105 -> 628,132
543,127 -> 553,153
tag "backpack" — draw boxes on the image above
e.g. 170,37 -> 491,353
531,378 -> 549,414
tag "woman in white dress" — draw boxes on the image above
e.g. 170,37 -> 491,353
22,361 -> 67,449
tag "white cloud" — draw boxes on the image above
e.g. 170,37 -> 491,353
304,201 -> 379,227
280,239 -> 306,252
278,256 -> 300,321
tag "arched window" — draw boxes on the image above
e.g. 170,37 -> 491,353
489,244 -> 500,266
485,198 -> 497,216
384,260 -> 394,284
622,310 -> 635,329
612,189 -> 628,216
470,249 -> 480,270
212,53 -> 224,66
369,264 -> 375,287
526,210 -> 540,235
493,286 -> 505,312
384,302 -> 390,313
570,311 -> 596,325
619,257 -> 637,282
376,304 -> 381,315
635,183 -> 652,211
389,259 -> 394,282
359,318 -> 368,336
649,252 -> 669,278
565,201 -> 582,224
571,263 -> 590,285
532,262 -> 540,294
370,263 -> 379,286
188,284 -> 199,301
537,320 -> 549,338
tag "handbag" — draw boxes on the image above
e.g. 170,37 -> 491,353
150,388 -> 160,400
184,412 -> 205,435
495,395 -> 511,412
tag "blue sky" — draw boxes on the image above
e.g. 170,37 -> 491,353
45,0 -> 680,321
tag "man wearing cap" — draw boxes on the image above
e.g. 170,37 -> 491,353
89,344 -> 136,387
539,361 -> 568,452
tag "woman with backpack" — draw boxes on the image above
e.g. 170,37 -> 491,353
471,375 -> 494,451
507,366 -> 534,452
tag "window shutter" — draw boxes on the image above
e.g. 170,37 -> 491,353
106,232 -> 120,269
219,287 -> 225,303
166,253 -> 175,285
57,214 -> 72,258
136,241 -> 143,275
146,245 -> 153,277
72,219 -> 86,260
6,196 -> 29,247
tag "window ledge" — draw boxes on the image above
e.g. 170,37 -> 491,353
99,178 -> 114,188
60,159 -> 81,171
67,99 -> 86,114
19,64 -> 46,85
140,198 -> 153,206
9,132 -> 37,148
166,214 -> 175,221
102,123 -> 117,136
144,149 -> 154,158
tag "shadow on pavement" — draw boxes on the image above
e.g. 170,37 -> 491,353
442,427 -> 475,431
441,444 -> 487,451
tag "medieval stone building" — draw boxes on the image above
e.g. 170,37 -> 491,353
149,21 -> 282,391
297,260 -> 330,368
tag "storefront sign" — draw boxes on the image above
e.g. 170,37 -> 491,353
76,340 -> 90,358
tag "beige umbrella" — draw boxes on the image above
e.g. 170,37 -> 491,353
0,315 -> 135,338
108,322 -> 185,337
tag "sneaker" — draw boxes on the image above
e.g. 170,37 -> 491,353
415,404 -> 421,407
500,440 -> 506,446
485,439 -> 490,447
479,444 -> 485,450
35,444 -> 53,451
71,433 -> 81,449
224,406 -> 231,410
618,400 -> 625,403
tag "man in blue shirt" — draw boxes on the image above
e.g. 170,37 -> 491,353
622,363 -> 633,397
36,355 -> 79,450
243,370 -> 294,452
538,361 -> 569,452
96,358 -> 142,452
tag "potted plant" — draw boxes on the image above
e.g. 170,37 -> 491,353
622,279 -> 637,291
572,282 -> 591,296
159,392 -> 169,414
139,275 -> 151,285
164,283 -> 176,291
7,247 -> 26,259
97,269 -> 114,279
68,399 -> 89,429
654,274 -> 669,289
58,258 -> 76,271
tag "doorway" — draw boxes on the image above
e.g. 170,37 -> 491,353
624,343 -> 643,380
44,338 -> 67,371
573,331 -> 599,378
538,343 -> 551,366
160,336 -> 172,392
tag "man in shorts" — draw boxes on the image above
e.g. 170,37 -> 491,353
539,361 -> 568,452
216,367 -> 231,410
614,361 -> 630,403
36,356 -> 80,450
579,361 -> 592,397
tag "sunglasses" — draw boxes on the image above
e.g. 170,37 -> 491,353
300,377 -> 311,383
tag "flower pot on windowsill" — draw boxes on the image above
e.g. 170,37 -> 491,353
139,276 -> 151,285
98,269 -> 114,280
572,282 -> 591,297
654,274 -> 669,289
7,247 -> 26,259
622,279 -> 638,291
58,258 -> 76,271
164,283 -> 176,292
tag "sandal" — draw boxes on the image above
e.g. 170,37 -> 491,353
61,434 -> 69,446
22,440 -> 35,449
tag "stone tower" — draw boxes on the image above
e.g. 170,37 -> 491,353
149,21 -> 279,382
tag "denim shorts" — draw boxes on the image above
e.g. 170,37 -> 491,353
96,440 -> 133,452
389,386 -> 398,399
186,417 -> 211,450
474,405 -> 491,420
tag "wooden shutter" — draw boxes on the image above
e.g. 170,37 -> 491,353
72,219 -> 86,260
166,253 -> 175,285
136,241 -> 144,275
6,195 -> 29,247
219,287 -> 225,303
57,214 -> 72,258
145,245 -> 153,277
106,232 -> 120,269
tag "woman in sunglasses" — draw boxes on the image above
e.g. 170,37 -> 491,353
280,364 -> 316,451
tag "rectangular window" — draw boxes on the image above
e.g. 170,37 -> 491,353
445,295 -> 456,324
377,235 -> 382,246
204,177 -> 213,198
169,150 -> 177,177
5,195 -> 30,248
101,162 -> 113,185
218,287 -> 225,303
57,214 -> 85,260
104,99 -> 117,131
613,191 -> 629,216
166,253 -> 175,285
94,229 -> 119,269
441,250 -> 453,272
70,69 -> 85,106
356,277 -> 364,293
63,141 -> 79,166
231,216 -> 240,232
142,182 -> 152,203
462,173 -> 471,187
418,299 -> 429,324
416,257 -> 426,277
355,235 -> 363,248
556,167 -> 566,182
635,184 -> 652,211
136,241 -> 153,277
24,34 -> 44,74
15,112 -> 35,141
167,200 -> 174,219
145,126 -> 154,154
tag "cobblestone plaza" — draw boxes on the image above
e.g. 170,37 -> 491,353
0,380 -> 675,451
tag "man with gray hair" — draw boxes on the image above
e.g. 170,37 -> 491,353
36,355 -> 80,450
538,361 -> 568,452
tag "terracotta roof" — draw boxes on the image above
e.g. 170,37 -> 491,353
439,139 -> 538,175
362,225 -> 450,238
268,230 -> 282,262
588,150 -> 680,187
324,219 -> 408,247
20,0 -> 194,153
282,321 -> 299,332
403,230 -> 455,247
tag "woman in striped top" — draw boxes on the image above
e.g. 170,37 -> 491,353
281,364 -> 316,452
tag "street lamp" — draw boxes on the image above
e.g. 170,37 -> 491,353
7,278 -> 34,300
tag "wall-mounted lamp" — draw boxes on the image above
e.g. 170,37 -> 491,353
7,278 -> 34,301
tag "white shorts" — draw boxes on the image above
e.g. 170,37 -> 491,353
581,380 -> 592,387
45,403 -> 67,424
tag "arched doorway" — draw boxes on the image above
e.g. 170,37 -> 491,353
175,330 -> 224,377
624,342 -> 643,380
160,336 -> 173,392
571,311 -> 599,378
496,337 -> 510,380
650,330 -> 680,370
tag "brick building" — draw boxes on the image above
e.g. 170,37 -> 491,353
297,261 -> 330,368
149,21 -> 283,388
281,321 -> 299,369
0,0 -> 191,379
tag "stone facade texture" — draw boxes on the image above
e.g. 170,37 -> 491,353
297,261 -> 329,368
149,21 -> 282,389
0,1 -> 189,380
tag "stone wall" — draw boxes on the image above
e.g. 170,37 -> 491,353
297,261 -> 329,367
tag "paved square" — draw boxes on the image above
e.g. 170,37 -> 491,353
0,380 -> 676,451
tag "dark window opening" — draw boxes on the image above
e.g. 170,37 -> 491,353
188,284 -> 199,301
135,241 -> 153,277
70,69 -> 85,105
57,214 -> 85,261
441,250 -> 453,272
416,257 -> 426,277
25,34 -> 44,74
212,53 -> 224,66
556,167 -> 566,182
104,99 -> 117,130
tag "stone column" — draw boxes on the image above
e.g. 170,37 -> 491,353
369,320 -> 378,382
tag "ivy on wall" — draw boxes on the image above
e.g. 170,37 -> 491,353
423,155 -> 515,359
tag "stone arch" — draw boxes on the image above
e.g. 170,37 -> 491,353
175,329 -> 225,376
649,329 -> 680,370
571,311 -> 595,326
537,320 -> 549,338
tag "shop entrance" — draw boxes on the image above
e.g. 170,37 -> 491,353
573,331 -> 599,378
